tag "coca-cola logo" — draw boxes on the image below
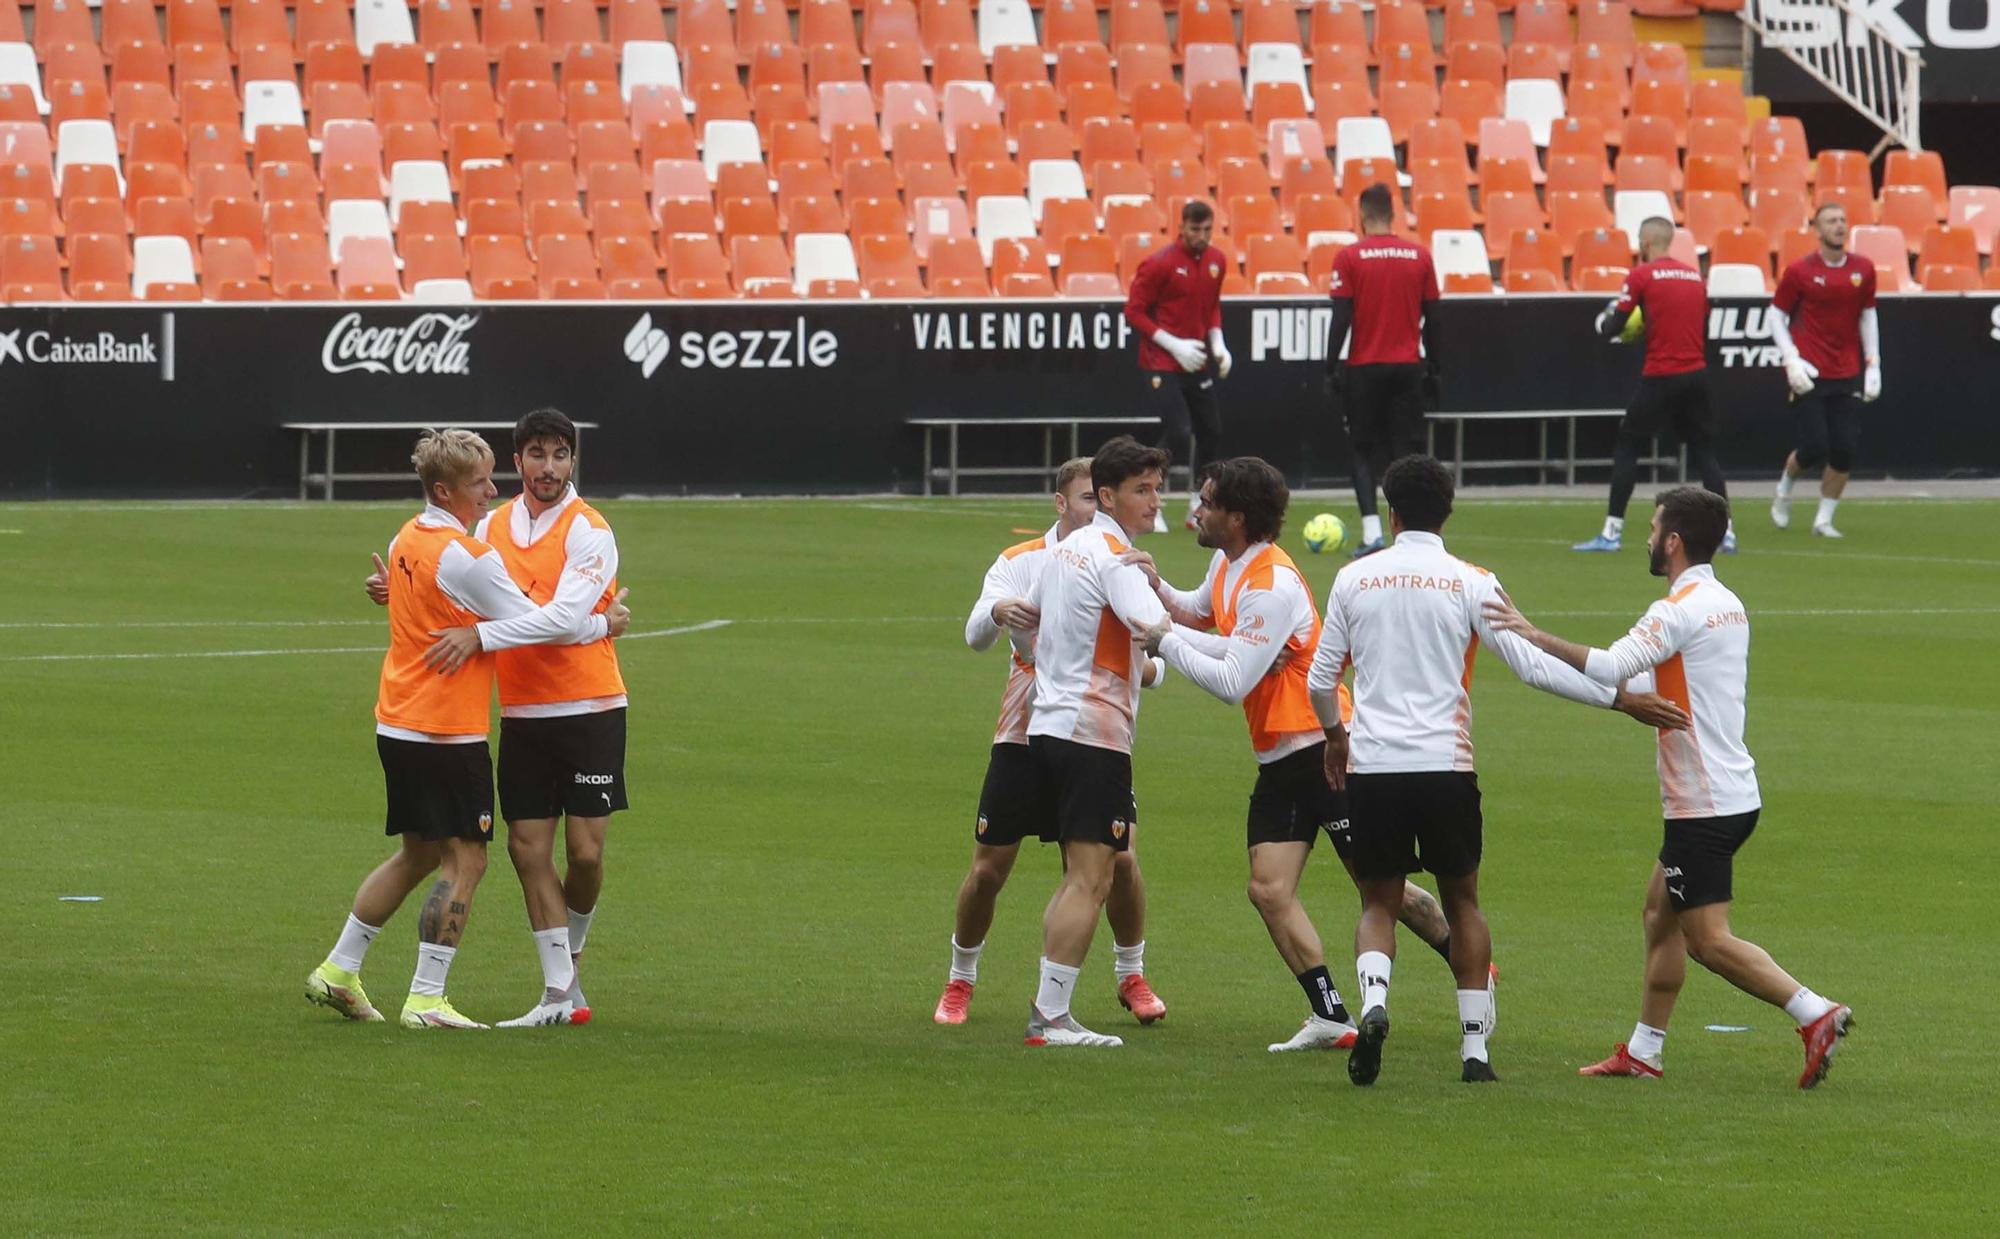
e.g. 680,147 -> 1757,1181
321,312 -> 477,376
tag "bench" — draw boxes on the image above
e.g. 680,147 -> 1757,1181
1425,410 -> 1686,487
908,416 -> 1173,496
283,421 -> 599,500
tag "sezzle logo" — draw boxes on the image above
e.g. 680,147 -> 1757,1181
624,313 -> 840,373
625,314 -> 669,377
321,312 -> 476,376
0,325 -> 160,367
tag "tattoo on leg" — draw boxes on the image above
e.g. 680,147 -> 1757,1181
417,880 -> 450,944
1400,886 -> 1452,955
438,899 -> 469,948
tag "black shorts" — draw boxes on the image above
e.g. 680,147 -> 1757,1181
1659,809 -> 1759,912
974,742 -> 1056,847
1623,370 -> 1715,441
497,708 -> 629,824
1342,362 -> 1426,458
378,734 -> 494,842
1246,742 -> 1354,858
1144,369 -> 1223,465
1790,377 -> 1863,472
1345,771 -> 1482,881
1028,734 -> 1135,852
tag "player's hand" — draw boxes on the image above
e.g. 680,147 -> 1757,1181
991,597 -> 1040,630
1159,334 -> 1207,372
1135,616 -> 1172,656
1862,363 -> 1882,402
1322,725 -> 1350,792
365,553 -> 390,606
1268,644 -> 1296,675
421,625 -> 483,674
1211,342 -> 1233,379
1613,686 -> 1691,732
1783,354 -> 1818,397
1420,368 -> 1443,411
1480,592 -> 1534,640
604,588 -> 631,638
1117,548 -> 1161,589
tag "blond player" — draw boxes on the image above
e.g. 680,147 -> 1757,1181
1484,487 -> 1854,1088
307,430 -> 628,1030
935,459 -> 1168,1027
1130,458 -> 1468,1053
1017,436 -> 1174,1048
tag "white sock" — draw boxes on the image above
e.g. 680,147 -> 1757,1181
1775,470 -> 1795,498
1112,939 -> 1145,980
1783,986 -> 1835,1026
1035,957 -> 1079,1021
1457,988 -> 1490,1062
1186,494 -> 1201,517
1629,1021 -> 1667,1064
410,943 -> 456,997
327,914 -> 380,974
1356,950 -> 1392,1014
567,905 -> 594,954
1815,497 -> 1839,527
533,927 -> 574,998
1725,519 -> 1735,537
949,935 -> 983,984
1602,514 -> 1625,540
1361,514 -> 1383,543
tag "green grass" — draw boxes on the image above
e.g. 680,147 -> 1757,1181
2,496 -> 1996,1236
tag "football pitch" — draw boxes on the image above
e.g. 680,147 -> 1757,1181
3,494 -> 1996,1236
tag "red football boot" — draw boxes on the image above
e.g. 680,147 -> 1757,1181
933,979 -> 973,1026
1579,1043 -> 1664,1078
1116,974 -> 1167,1024
1797,1005 -> 1853,1089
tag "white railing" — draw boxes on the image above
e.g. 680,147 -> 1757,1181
1744,0 -> 1923,154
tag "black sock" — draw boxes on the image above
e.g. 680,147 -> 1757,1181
1298,966 -> 1351,1024
1428,930 -> 1453,963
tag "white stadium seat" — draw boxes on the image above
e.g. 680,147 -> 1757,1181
55,119 -> 120,194
1504,78 -> 1566,147
793,233 -> 860,294
1335,116 -> 1407,186
330,199 -> 397,266
1707,263 -> 1771,296
1027,159 -> 1087,222
621,41 -> 682,105
242,80 -> 306,143
0,42 -> 49,115
388,161 -> 452,226
1615,190 -> 1678,250
354,0 -> 416,57
132,235 -> 196,296
701,119 -> 762,183
1246,44 -> 1310,104
411,278 -> 476,302
977,0 -> 1039,57
974,195 -> 1036,264
1431,229 -> 1493,280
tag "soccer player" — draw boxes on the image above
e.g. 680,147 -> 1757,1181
419,409 -> 628,1028
1325,182 -> 1442,559
1307,455 -> 1689,1085
936,458 -> 1168,1027
1574,217 -> 1736,556
1769,202 -> 1881,539
1484,487 -> 1855,1089
1130,457 -> 1467,1053
1125,200 -> 1232,532
307,429 -> 629,1030
1016,436 -> 1174,1048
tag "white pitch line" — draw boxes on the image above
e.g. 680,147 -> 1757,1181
0,618 -> 381,631
623,619 -> 733,640
1448,533 -> 2000,569
1532,607 -> 1996,619
2,620 -> 735,664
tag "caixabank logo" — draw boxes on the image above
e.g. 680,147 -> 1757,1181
0,316 -> 177,380
623,313 -> 839,377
